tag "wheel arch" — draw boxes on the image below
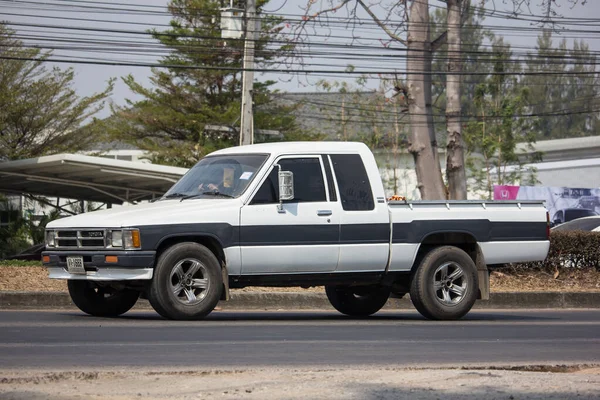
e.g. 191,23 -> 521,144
154,234 -> 230,301
410,231 -> 489,300
156,234 -> 226,265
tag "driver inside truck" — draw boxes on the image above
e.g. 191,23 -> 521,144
198,167 -> 235,195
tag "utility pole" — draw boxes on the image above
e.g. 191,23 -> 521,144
239,0 -> 256,146
543,0 -> 553,29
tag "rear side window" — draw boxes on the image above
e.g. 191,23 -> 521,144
250,157 -> 326,204
330,154 -> 374,211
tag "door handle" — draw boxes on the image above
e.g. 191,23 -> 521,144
317,210 -> 332,217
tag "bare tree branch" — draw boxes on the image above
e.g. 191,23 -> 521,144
431,31 -> 447,52
356,0 -> 407,45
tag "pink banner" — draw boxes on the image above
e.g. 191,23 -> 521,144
493,185 -> 520,200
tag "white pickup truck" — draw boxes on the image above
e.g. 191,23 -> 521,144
43,142 -> 550,320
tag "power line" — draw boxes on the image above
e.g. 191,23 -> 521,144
3,54 -> 599,77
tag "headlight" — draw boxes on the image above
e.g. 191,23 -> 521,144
110,230 -> 123,247
45,230 -> 56,248
109,229 -> 141,250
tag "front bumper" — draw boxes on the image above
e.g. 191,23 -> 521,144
42,250 -> 156,281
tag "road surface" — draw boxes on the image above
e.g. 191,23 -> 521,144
1,309 -> 599,369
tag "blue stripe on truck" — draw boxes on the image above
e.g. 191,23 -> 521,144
392,220 -> 548,243
138,220 -> 547,251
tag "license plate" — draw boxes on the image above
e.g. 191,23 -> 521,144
66,257 -> 86,274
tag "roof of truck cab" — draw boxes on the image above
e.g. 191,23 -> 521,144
209,141 -> 370,156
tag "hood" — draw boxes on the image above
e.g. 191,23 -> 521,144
47,198 -> 241,229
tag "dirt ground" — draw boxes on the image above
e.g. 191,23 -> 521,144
1,366 -> 599,400
1,265 -> 599,293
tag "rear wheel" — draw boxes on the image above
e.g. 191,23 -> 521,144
409,246 -> 478,320
148,242 -> 222,320
67,280 -> 139,317
325,284 -> 390,317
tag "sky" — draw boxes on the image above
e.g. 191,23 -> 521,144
2,0 -> 599,118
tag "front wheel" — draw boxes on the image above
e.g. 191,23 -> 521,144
409,246 -> 478,320
325,285 -> 391,317
148,242 -> 222,320
68,280 -> 139,317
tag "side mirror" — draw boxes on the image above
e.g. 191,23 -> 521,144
278,170 -> 294,201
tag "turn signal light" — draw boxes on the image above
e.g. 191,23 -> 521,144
131,230 -> 141,248
42,255 -> 50,263
105,256 -> 119,263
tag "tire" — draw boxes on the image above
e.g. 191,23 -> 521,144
409,246 -> 478,320
148,242 -> 222,320
325,284 -> 391,317
67,280 -> 139,317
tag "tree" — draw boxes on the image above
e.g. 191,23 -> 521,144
0,24 -> 113,161
431,4 -> 496,198
444,0 -> 470,199
523,31 -> 600,140
297,0 -> 446,199
109,0 -> 305,168
431,6 -> 494,134
464,40 -> 541,199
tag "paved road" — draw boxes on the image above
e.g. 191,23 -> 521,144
0,309 -> 599,369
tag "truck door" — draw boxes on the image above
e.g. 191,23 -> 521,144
240,155 -> 341,274
329,154 -> 390,272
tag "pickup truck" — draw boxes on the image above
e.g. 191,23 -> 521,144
42,142 -> 550,320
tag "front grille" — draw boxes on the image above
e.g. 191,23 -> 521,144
55,230 -> 107,249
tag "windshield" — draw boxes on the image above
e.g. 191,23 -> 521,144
162,154 -> 268,199
564,209 -> 597,221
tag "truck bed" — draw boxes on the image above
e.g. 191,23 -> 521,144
387,200 -> 549,270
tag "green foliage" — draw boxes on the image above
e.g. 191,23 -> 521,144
517,231 -> 600,272
0,260 -> 42,267
0,221 -> 29,260
0,24 -> 113,161
522,30 -> 600,140
0,195 -> 59,259
108,0 -> 303,168
464,39 -> 541,199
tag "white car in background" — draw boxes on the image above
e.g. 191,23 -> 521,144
551,216 -> 600,232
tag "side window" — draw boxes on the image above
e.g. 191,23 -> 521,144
250,158 -> 326,204
250,168 -> 278,204
330,154 -> 374,211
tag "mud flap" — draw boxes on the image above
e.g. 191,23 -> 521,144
475,245 -> 490,300
477,268 -> 490,300
220,263 -> 230,301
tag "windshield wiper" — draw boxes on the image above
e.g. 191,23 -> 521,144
162,192 -> 188,200
201,191 -> 235,198
176,191 -> 235,202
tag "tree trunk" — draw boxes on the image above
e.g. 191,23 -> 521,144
407,0 -> 446,200
424,50 -> 446,197
445,0 -> 468,199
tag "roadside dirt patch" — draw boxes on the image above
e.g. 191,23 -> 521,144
0,266 -> 67,292
2,265 -> 600,293
1,366 -> 599,400
489,268 -> 600,292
